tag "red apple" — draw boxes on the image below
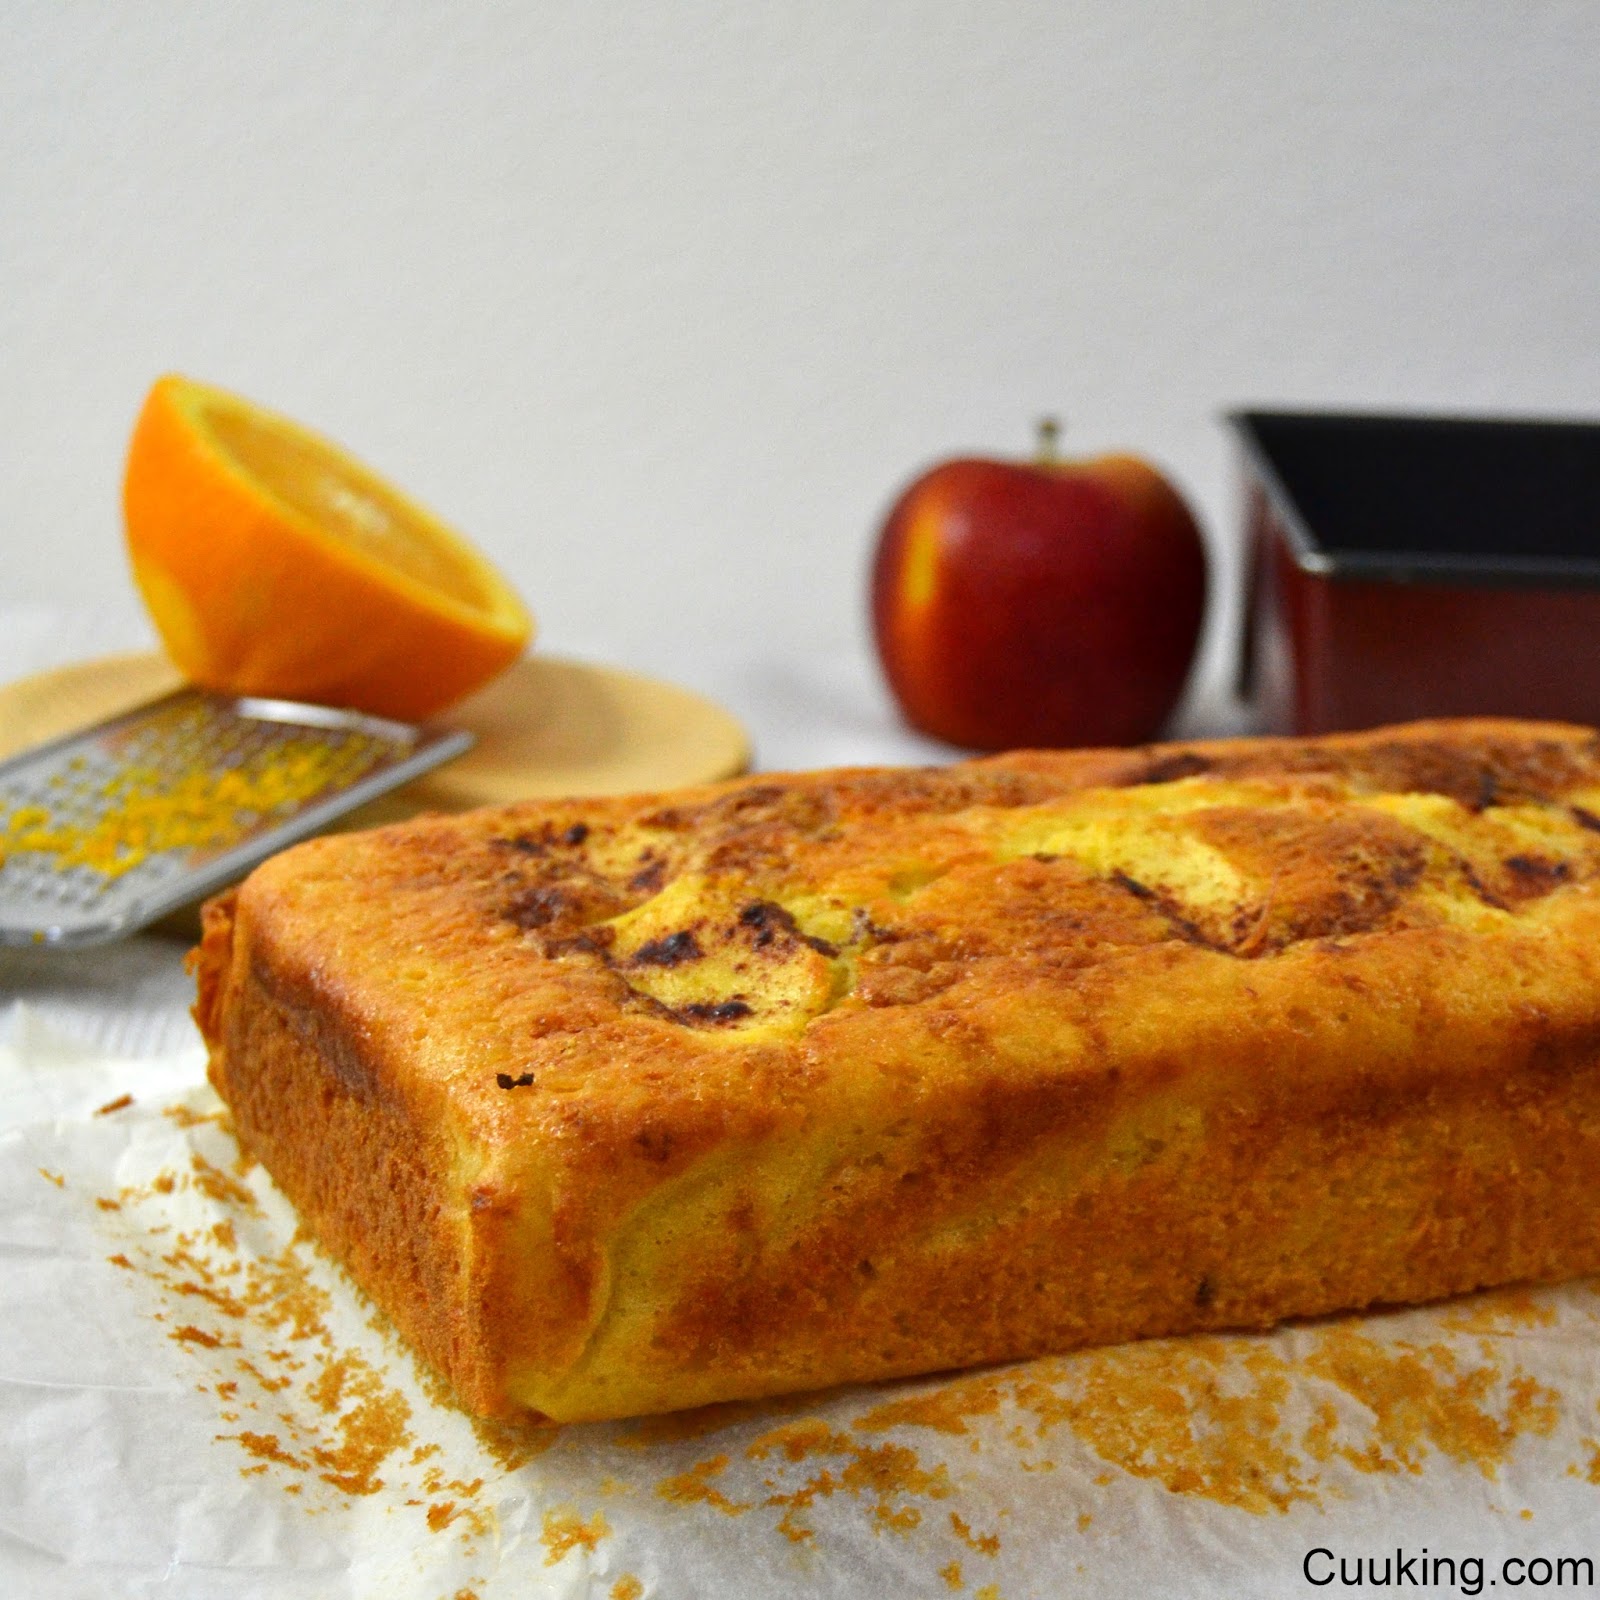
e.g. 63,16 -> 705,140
871,420 -> 1207,750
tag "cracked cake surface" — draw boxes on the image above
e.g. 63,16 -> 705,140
195,718 -> 1600,1421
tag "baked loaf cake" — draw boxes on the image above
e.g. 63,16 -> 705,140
194,718 -> 1600,1422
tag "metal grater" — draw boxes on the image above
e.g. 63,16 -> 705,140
0,688 -> 473,948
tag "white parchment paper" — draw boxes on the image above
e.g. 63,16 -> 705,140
4,996 -> 1600,1600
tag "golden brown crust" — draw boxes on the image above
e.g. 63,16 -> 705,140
194,717 -> 1600,1420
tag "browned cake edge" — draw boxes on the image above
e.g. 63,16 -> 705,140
196,891 -> 511,1415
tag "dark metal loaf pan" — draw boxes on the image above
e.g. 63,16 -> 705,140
1234,409 -> 1600,735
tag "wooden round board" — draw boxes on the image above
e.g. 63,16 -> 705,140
0,652 -> 751,827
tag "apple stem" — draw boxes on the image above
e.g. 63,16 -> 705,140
1035,416 -> 1062,466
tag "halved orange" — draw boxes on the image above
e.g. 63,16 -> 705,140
123,374 -> 533,721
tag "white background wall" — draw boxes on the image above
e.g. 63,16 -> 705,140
4,2 -> 1598,761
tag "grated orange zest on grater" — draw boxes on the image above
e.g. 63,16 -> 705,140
0,732 -> 385,879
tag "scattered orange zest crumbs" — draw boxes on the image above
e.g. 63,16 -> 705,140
95,1093 -> 134,1116
38,1168 -> 65,1188
715,1418 -> 954,1544
974,1586 -> 1001,1600
227,1431 -> 306,1472
419,1467 -> 484,1499
308,1378 -> 411,1496
106,1252 -> 133,1270
860,1385 -> 1002,1437
471,1411 -> 563,1473
1439,1288 -> 1558,1337
540,1508 -> 610,1566
427,1500 -> 458,1531
176,1278 -> 246,1318
172,1324 -> 223,1349
308,1356 -> 347,1413
100,1168 -> 422,1512
1077,1511 -> 1093,1532
656,1453 -> 750,1515
949,1511 -> 1000,1557
610,1578 -> 643,1600
829,1310 -> 1569,1518
96,1196 -> 122,1211
941,1558 -> 964,1590
1300,1329 -> 1561,1484
190,1152 -> 259,1213
164,1101 -> 230,1131
775,1506 -> 814,1545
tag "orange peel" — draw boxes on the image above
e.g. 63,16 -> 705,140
123,374 -> 532,720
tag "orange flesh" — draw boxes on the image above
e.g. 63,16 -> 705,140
195,399 -> 495,614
